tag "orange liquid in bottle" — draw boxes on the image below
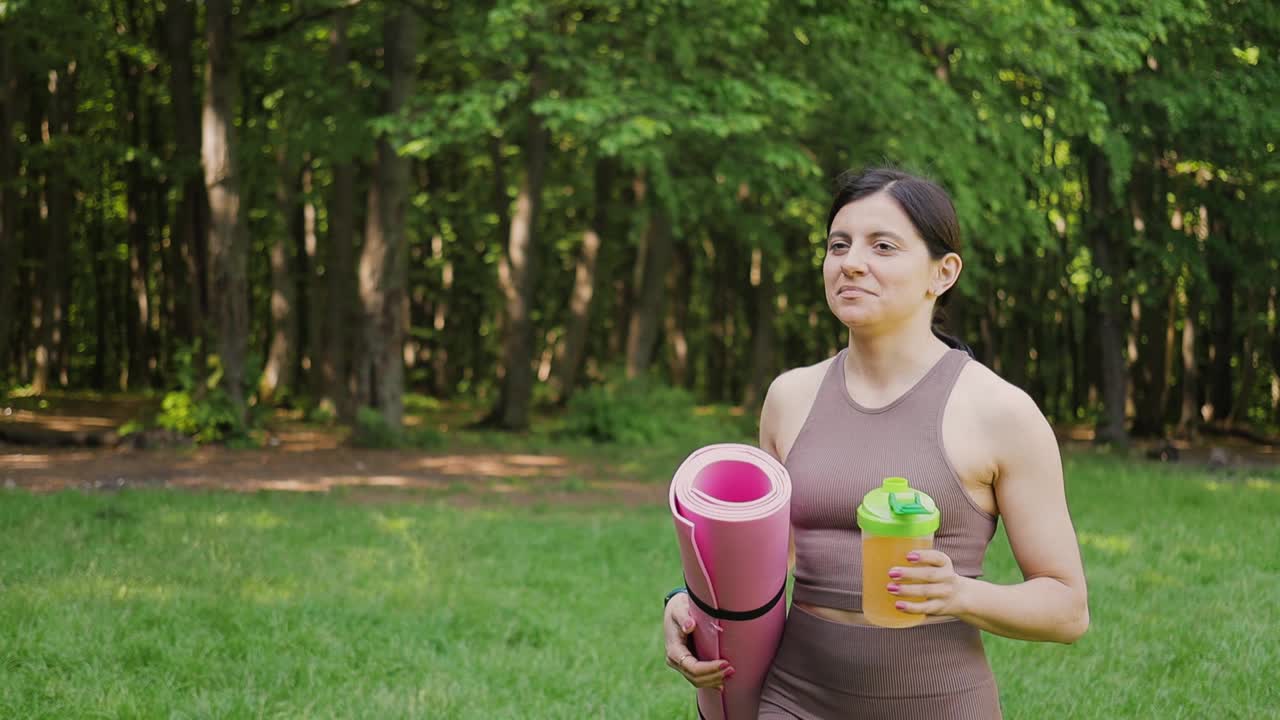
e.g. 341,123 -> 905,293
861,532 -> 934,628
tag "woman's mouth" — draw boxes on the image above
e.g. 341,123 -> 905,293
837,286 -> 874,298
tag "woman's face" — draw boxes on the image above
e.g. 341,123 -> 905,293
823,191 -> 952,333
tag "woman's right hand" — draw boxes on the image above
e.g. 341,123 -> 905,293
663,593 -> 733,689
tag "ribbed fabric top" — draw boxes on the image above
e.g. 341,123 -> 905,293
787,348 -> 997,612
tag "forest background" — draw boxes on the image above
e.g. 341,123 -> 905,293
0,0 -> 1277,447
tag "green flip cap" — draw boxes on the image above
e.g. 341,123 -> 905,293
856,476 -> 941,537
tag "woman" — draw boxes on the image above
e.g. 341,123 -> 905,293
661,167 -> 1089,718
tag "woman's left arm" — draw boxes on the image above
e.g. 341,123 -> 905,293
892,387 -> 1089,644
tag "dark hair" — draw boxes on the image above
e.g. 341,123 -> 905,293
825,166 -> 973,356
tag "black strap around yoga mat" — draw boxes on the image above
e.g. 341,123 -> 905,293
683,577 -> 786,622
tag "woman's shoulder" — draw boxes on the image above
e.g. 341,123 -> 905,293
760,355 -> 838,461
952,356 -> 1049,435
769,356 -> 835,396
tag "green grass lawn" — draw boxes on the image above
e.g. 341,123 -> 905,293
2,452 -> 1279,718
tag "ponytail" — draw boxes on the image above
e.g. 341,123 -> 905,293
932,306 -> 974,358
932,326 -> 974,358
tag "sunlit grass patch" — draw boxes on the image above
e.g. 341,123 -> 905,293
1,451 -> 1277,717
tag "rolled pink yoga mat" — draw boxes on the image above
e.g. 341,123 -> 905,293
669,443 -> 792,720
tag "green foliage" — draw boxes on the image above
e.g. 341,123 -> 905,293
350,407 -> 445,450
151,344 -> 263,446
304,401 -> 338,426
403,394 -> 443,414
117,419 -> 145,437
1,0 -> 1276,439
562,372 -> 748,446
156,389 -> 246,445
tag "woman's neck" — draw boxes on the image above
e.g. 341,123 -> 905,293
844,315 -> 949,390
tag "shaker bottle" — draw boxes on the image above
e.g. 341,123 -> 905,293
856,476 -> 941,628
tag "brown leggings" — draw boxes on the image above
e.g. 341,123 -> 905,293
757,606 -> 1002,719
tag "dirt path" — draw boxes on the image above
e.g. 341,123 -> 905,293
0,425 -> 669,508
3,401 -> 1276,509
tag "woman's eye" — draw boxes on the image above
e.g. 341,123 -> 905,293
874,242 -> 895,251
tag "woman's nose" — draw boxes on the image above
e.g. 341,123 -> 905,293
841,246 -> 868,274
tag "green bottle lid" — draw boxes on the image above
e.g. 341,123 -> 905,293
856,477 -> 941,537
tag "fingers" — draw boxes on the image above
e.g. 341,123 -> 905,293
906,549 -> 951,567
889,550 -> 953,583
888,582 -> 952,600
662,598 -> 695,645
893,598 -> 943,616
672,606 -> 695,635
665,644 -> 723,676
664,649 -> 733,688
890,565 -> 951,583
661,596 -> 735,688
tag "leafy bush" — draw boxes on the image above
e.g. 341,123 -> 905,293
306,400 -> 338,425
146,344 -> 266,446
562,373 -> 723,445
156,388 -> 246,444
350,407 -> 445,450
117,420 -> 146,437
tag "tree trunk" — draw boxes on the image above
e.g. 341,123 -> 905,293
979,295 -> 999,372
35,62 -> 77,394
357,8 -> 416,428
550,158 -> 613,403
1177,271 -> 1201,438
1002,296 -> 1029,392
164,0 -> 207,374
317,13 -> 357,419
1086,148 -> 1129,446
1128,158 -> 1172,437
91,184 -> 109,390
744,247 -> 777,411
625,203 -> 674,379
31,113 -> 51,392
705,235 -> 732,401
118,0 -> 153,389
1270,286 -> 1280,425
1054,301 -> 1074,420
664,239 -> 692,389
1072,294 -> 1092,416
150,94 -> 176,377
1207,219 -> 1235,422
298,158 -> 319,391
0,35 -> 18,362
322,155 -> 357,417
1227,288 -> 1261,427
608,175 -> 645,360
260,148 -> 299,402
426,230 -> 452,396
1132,286 -> 1173,437
202,0 -> 250,417
485,65 -> 550,430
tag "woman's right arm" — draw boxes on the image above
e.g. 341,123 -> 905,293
760,376 -> 795,573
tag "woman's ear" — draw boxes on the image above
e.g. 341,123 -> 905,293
932,252 -> 962,297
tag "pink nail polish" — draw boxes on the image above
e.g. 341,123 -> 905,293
907,552 -> 920,562
719,661 -> 729,670
725,668 -> 735,679
895,601 -> 907,611
887,583 -> 900,593
888,569 -> 902,579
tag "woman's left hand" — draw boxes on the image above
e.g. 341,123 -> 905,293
886,549 -> 972,617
